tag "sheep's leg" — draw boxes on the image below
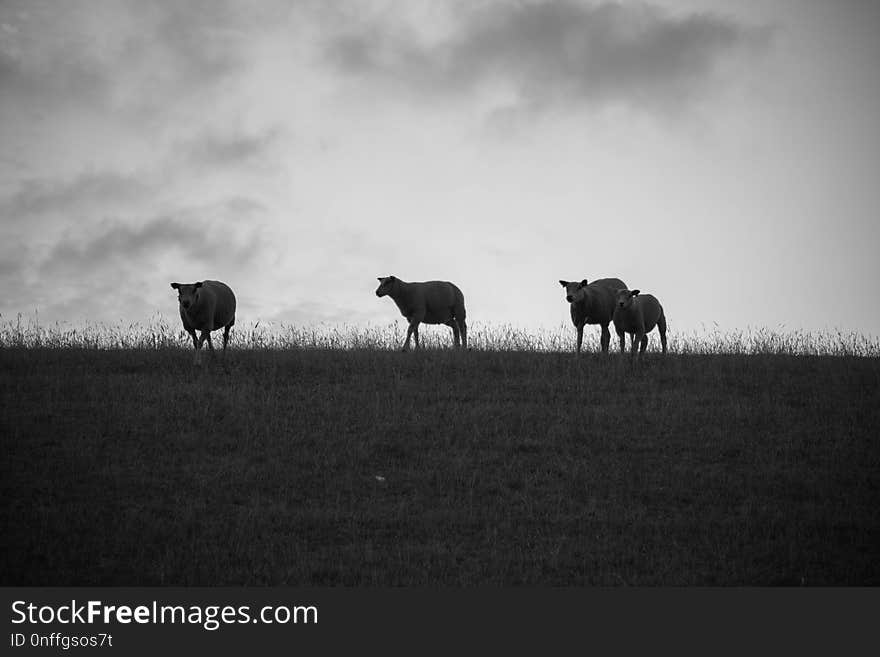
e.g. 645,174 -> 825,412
458,319 -> 468,350
222,325 -> 232,352
447,320 -> 461,348
203,331 -> 215,356
658,314 -> 668,354
617,330 -> 626,354
193,331 -> 209,365
630,333 -> 641,359
600,323 -> 611,353
576,324 -> 584,354
639,333 -> 649,355
187,329 -> 198,349
403,321 -> 420,351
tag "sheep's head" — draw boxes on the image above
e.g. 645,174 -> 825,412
559,279 -> 589,304
171,281 -> 203,310
375,276 -> 396,298
616,288 -> 640,311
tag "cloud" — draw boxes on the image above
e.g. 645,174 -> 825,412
0,6 -> 112,110
323,0 -> 772,112
20,197 -> 273,321
1,171 -> 153,219
1,123 -> 284,223
0,0 -> 273,120
0,239 -> 29,294
40,197 -> 269,277
177,128 -> 281,170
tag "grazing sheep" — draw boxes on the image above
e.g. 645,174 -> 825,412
558,278 -> 627,354
612,288 -> 668,359
170,280 -> 236,364
375,276 -> 467,350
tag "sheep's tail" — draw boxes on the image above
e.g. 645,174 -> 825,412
658,307 -> 668,353
453,290 -> 466,321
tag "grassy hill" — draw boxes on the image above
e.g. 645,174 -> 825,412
1,324 -> 878,585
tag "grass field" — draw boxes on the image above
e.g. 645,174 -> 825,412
1,319 -> 879,585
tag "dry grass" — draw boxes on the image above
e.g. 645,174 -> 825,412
2,312 -> 877,356
1,314 -> 878,585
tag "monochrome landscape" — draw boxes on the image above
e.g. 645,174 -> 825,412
1,0 -> 879,585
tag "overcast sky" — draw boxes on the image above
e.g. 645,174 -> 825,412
1,0 -> 878,337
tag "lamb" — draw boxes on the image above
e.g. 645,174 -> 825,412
558,278 -> 627,354
170,280 -> 236,364
375,276 -> 467,350
612,288 -> 668,359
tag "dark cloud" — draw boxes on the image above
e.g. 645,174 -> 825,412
0,48 -> 27,94
1,171 -> 153,218
0,197 -> 276,322
178,129 -> 281,169
0,4 -> 113,110
324,1 -> 772,112
0,240 -> 29,287
140,4 -> 249,82
40,197 -> 270,279
0,0 -> 275,119
1,124 -> 284,221
0,239 -> 47,320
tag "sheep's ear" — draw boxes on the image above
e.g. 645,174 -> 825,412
170,282 -> 179,290
631,289 -> 640,297
194,282 -> 203,289
377,277 -> 384,282
579,279 -> 589,288
558,280 -> 568,287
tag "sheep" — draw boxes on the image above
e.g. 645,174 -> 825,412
558,277 -> 627,354
375,276 -> 467,351
170,280 -> 236,364
612,288 -> 668,359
